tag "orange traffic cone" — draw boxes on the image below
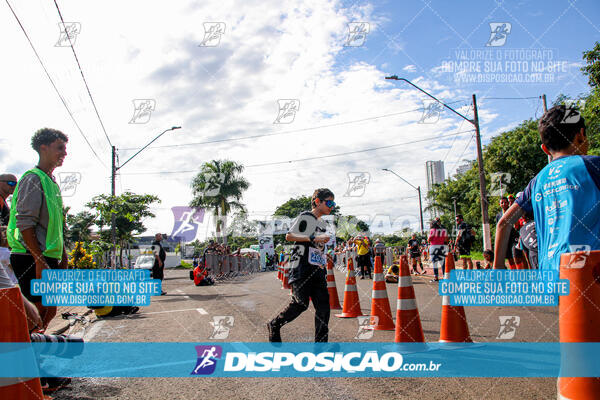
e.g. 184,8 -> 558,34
557,250 -> 600,400
277,260 -> 283,281
394,255 -> 425,342
326,259 -> 342,309
439,252 -> 472,343
0,287 -> 44,399
281,258 -> 290,290
368,254 -> 395,330
335,258 -> 363,318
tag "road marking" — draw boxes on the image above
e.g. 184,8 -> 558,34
142,308 -> 208,316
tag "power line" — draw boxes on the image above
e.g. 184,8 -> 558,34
480,96 -> 540,100
442,102 -> 471,163
53,0 -> 113,148
449,133 -> 475,173
120,129 -> 474,175
119,100 -> 467,151
4,0 -> 106,167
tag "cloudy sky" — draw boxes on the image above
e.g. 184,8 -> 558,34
1,0 -> 598,240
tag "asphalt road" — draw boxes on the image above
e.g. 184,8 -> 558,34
52,267 -> 558,400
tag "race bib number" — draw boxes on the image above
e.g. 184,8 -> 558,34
308,247 -> 325,266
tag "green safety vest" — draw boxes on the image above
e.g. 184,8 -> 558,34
7,168 -> 64,259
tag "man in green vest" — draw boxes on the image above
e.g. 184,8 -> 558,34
7,128 -> 68,330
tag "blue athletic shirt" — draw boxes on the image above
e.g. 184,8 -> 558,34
516,155 -> 600,270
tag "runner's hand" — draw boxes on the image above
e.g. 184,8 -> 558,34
313,234 -> 330,244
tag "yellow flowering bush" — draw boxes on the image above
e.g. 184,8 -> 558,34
68,241 -> 97,269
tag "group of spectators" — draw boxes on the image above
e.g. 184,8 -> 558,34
333,236 -> 387,279
494,195 -> 538,269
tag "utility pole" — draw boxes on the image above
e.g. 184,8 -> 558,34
382,168 -> 424,234
417,186 -> 424,234
111,145 -> 116,269
109,126 -> 181,269
542,94 -> 548,113
472,94 -> 491,251
452,197 -> 458,237
384,76 -> 492,250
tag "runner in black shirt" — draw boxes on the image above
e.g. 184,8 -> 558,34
268,188 -> 335,342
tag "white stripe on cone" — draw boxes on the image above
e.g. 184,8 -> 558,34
371,290 -> 388,299
373,273 -> 384,281
396,298 -> 417,310
345,284 -> 357,291
398,276 -> 413,287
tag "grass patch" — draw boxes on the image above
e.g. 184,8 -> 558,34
176,260 -> 194,269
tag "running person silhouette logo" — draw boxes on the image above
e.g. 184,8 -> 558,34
191,345 -> 222,375
497,316 -> 520,339
486,23 -> 512,47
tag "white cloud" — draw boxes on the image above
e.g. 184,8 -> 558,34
402,64 -> 417,73
0,0 -> 485,240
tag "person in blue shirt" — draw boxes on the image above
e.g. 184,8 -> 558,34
494,105 -> 600,270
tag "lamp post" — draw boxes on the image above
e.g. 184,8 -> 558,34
384,76 -> 491,251
382,168 -> 424,234
109,126 -> 181,268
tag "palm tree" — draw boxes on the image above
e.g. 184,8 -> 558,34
190,160 -> 249,244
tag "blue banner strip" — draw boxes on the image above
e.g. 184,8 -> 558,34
1,342 -> 599,377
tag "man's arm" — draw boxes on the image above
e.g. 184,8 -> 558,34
20,228 -> 48,279
494,203 -> 525,269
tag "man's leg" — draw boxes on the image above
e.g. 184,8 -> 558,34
310,274 -> 330,342
268,278 -> 310,342
467,257 -> 473,269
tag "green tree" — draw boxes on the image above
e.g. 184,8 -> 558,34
87,192 -> 160,267
273,195 -> 340,217
65,210 -> 96,248
190,160 -> 249,245
582,41 -> 600,88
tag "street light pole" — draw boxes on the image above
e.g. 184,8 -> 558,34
385,76 -> 492,250
382,168 -> 424,234
109,126 -> 181,268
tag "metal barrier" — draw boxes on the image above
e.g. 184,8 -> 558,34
204,254 -> 260,280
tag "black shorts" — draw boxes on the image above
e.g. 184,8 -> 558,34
458,246 -> 471,257
410,252 -> 421,259
10,253 -> 59,303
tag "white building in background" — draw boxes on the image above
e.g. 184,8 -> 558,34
425,161 -> 445,219
455,161 -> 472,177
